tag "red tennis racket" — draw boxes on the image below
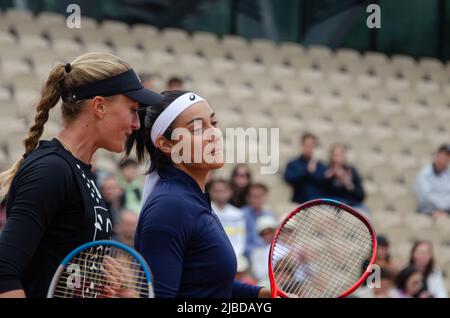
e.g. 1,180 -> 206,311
269,199 -> 377,298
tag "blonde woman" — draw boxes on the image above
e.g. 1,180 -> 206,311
0,52 -> 163,298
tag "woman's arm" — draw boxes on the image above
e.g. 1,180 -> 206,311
347,167 -> 365,202
137,195 -> 192,298
0,156 -> 71,296
258,287 -> 272,298
232,280 -> 262,298
0,289 -> 25,298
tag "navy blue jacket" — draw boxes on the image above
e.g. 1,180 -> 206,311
135,165 -> 261,298
284,156 -> 327,203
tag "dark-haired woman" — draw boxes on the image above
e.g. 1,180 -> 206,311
230,164 -> 252,208
0,52 -> 163,298
129,91 -> 271,298
324,143 -> 367,214
396,266 -> 430,298
409,240 -> 447,298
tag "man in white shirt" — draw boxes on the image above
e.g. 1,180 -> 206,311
414,144 -> 450,217
209,179 -> 247,258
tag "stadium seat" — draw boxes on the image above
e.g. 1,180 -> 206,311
192,31 -> 219,46
362,51 -> 389,66
161,27 -> 189,41
0,29 -> 16,46
3,8 -> 34,24
222,34 -> 248,49
278,41 -> 305,58
99,20 -> 130,34
35,11 -> 65,29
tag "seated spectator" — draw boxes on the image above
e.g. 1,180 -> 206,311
230,164 -> 252,208
208,179 -> 247,258
100,175 -> 126,225
355,268 -> 399,298
250,215 -> 278,287
166,76 -> 184,90
284,132 -> 327,204
375,235 -> 402,276
117,158 -> 143,214
241,183 -> 275,258
324,143 -> 366,212
409,240 -> 448,298
413,144 -> 450,217
396,266 -> 431,298
113,209 -> 138,248
235,255 -> 257,285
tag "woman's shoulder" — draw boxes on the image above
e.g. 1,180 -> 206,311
141,193 -> 198,219
139,193 -> 199,235
429,267 -> 445,279
17,151 -> 73,183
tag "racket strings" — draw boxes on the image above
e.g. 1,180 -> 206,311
276,218 -> 368,262
277,217 -> 371,298
273,215 -> 369,281
277,215 -> 371,269
277,219 -> 371,297
272,204 -> 373,298
53,246 -> 150,298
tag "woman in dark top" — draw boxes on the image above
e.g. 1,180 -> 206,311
230,164 -> 252,208
0,52 -> 163,298
127,91 -> 271,298
324,143 -> 366,210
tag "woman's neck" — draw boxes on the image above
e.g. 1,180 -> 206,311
57,124 -> 98,165
175,164 -> 209,193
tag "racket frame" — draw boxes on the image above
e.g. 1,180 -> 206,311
47,240 -> 154,298
268,198 -> 377,298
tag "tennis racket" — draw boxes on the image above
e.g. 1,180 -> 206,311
269,199 -> 377,298
47,240 -> 154,298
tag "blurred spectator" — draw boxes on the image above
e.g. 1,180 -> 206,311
409,240 -> 448,298
396,266 -> 431,298
241,183 -> 275,258
355,268 -> 399,298
209,179 -> 247,258
100,175 -> 126,225
139,72 -> 158,91
113,209 -> 138,248
375,235 -> 402,276
235,255 -> 257,285
117,158 -> 143,214
166,76 -> 184,90
284,132 -> 326,204
413,144 -> 450,217
230,164 -> 252,208
0,199 -> 6,234
324,143 -> 366,212
250,215 -> 278,287
373,268 -> 399,298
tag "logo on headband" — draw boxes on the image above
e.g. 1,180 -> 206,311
189,94 -> 196,101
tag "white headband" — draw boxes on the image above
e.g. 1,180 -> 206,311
150,92 -> 205,145
142,92 -> 205,208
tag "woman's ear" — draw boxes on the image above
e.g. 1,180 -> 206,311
155,136 -> 173,156
91,96 -> 107,119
